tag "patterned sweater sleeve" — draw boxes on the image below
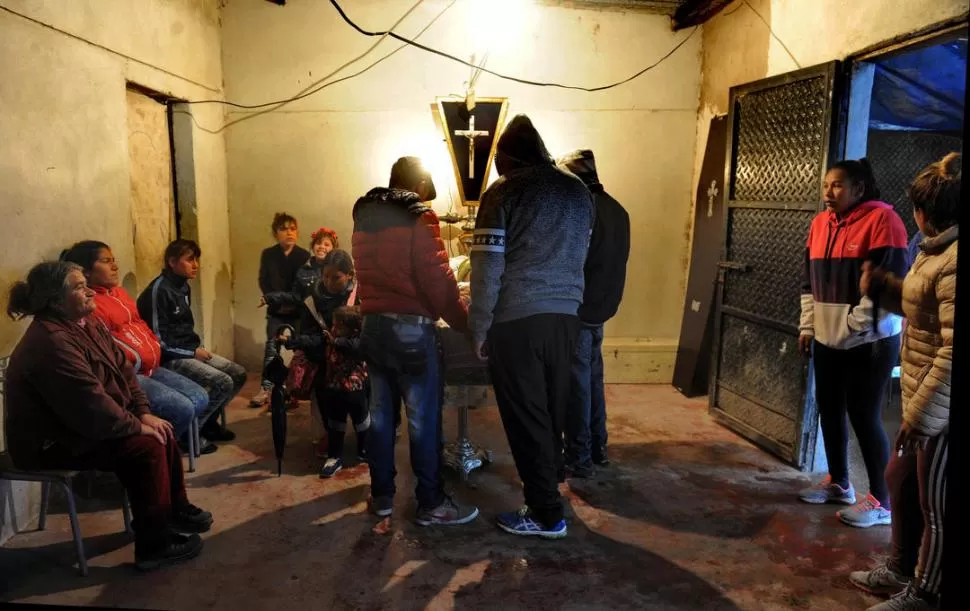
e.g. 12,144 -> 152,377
469,189 -> 507,345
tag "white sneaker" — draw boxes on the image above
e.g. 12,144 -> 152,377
867,585 -> 936,610
850,563 -> 910,597
838,494 -> 892,528
798,476 -> 856,505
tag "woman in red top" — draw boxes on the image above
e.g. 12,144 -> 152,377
61,241 -> 220,453
797,159 -> 909,528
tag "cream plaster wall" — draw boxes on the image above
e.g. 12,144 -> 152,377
221,0 -> 703,382
0,0 -> 229,543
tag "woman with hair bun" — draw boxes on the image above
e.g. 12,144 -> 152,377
849,153 -> 960,609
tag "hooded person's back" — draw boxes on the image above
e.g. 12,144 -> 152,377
468,115 -> 595,344
559,150 -> 631,326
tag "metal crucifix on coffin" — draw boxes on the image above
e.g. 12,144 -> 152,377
432,97 -> 509,205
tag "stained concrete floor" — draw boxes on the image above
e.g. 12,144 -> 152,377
1,379 -> 893,610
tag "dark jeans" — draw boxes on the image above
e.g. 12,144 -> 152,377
813,335 -> 900,507
361,315 -> 445,510
262,315 -> 297,390
887,432 -> 948,594
165,354 -> 247,432
488,314 -> 580,528
38,435 -> 189,545
565,324 -> 606,466
318,387 -> 370,459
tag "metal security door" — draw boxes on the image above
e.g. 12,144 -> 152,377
709,62 -> 842,470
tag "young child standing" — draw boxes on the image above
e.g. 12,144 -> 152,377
251,213 -> 310,407
849,153 -> 959,611
276,249 -> 363,477
317,306 -> 369,478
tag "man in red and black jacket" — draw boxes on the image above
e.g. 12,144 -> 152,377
352,156 -> 478,527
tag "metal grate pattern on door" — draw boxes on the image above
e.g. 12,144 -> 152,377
710,62 -> 839,470
734,76 -> 829,203
723,208 -> 815,327
866,130 -> 963,239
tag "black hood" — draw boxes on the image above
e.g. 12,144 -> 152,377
352,187 -> 428,221
495,114 -> 553,176
558,149 -> 602,191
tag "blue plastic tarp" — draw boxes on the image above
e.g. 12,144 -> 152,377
868,38 -> 966,132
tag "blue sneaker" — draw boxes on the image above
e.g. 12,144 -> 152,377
319,458 -> 343,478
798,476 -> 856,505
496,507 -> 567,539
838,494 -> 892,528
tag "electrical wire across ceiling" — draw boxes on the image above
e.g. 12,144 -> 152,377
181,0 -> 699,133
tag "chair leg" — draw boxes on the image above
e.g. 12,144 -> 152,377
38,480 -> 51,531
62,481 -> 88,577
122,489 -> 133,534
194,417 -> 202,459
188,419 -> 197,472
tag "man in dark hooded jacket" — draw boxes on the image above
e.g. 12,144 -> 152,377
352,156 -> 478,527
470,115 -> 594,539
559,149 -> 631,475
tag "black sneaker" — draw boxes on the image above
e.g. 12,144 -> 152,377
592,446 -> 610,467
172,503 -> 213,533
134,531 -> 203,572
565,462 -> 595,479
178,438 -> 218,456
202,424 -> 236,442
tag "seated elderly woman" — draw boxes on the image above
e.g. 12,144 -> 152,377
3,260 -> 212,571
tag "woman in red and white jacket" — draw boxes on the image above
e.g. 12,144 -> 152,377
797,159 -> 909,529
61,241 -> 221,453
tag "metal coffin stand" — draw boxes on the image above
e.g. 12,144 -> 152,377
438,325 -> 492,482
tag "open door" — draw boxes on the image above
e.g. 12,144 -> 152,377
709,62 -> 843,470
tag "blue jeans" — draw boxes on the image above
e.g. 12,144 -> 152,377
165,353 -> 247,429
137,367 -> 209,438
361,315 -> 445,510
565,324 -> 607,466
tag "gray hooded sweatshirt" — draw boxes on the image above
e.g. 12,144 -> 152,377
468,115 -> 595,344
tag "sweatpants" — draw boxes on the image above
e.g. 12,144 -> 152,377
487,313 -> 580,528
813,335 -> 899,507
318,387 -> 370,459
37,434 -> 189,547
886,431 -> 948,595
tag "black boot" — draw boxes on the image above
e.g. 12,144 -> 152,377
134,530 -> 204,572
201,420 -> 236,442
172,503 -> 214,533
592,445 -> 610,467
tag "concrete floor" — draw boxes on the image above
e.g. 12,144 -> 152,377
0,379 -> 892,610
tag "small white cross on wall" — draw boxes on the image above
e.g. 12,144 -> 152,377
707,180 -> 719,218
454,114 -> 490,179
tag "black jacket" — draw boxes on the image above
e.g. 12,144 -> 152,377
284,280 -> 359,363
137,270 -> 202,362
258,244 -> 311,318
559,149 -> 631,325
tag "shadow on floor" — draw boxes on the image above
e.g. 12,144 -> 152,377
0,445 -> 750,610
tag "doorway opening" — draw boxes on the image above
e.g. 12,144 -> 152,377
845,29 -> 966,241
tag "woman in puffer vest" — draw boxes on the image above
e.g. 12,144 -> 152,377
848,152 -> 960,611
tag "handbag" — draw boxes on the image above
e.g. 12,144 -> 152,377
285,281 -> 359,399
286,349 -> 318,400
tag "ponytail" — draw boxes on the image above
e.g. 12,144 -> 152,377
6,261 -> 82,320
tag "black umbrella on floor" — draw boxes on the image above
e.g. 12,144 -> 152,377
267,325 -> 295,476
